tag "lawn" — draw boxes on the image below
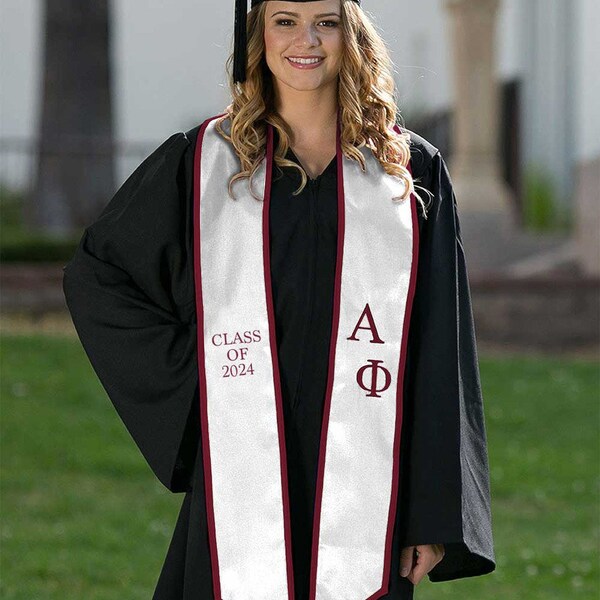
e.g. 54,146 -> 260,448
1,334 -> 598,599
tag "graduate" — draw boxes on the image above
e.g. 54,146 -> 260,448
62,1 -> 496,598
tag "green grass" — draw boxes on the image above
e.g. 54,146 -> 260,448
1,335 -> 181,599
1,335 -> 598,599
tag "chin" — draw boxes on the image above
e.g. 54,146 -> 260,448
281,72 -> 338,91
289,78 -> 323,89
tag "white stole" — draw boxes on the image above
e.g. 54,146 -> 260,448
192,114 -> 419,600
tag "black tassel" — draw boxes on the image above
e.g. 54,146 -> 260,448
233,0 -> 248,84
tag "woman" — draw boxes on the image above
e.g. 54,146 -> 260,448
63,1 -> 496,598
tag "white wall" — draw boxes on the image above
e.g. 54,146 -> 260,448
0,0 -> 42,138
376,0 -> 451,116
1,0 -> 597,193
576,0 -> 600,162
111,0 -> 231,142
497,0 -> 523,79
1,0 -> 453,145
519,0 -> 577,206
0,0 -> 526,143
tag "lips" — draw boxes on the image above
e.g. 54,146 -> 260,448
286,57 -> 325,69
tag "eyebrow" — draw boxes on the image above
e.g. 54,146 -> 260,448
271,11 -> 341,18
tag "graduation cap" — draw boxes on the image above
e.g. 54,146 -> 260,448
234,0 -> 362,83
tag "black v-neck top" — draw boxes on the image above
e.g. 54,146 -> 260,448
283,146 -> 338,182
269,135 -> 339,418
268,137 -> 341,598
62,122 -> 496,599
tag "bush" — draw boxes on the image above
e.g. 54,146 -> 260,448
0,237 -> 80,263
0,184 -> 81,262
522,166 -> 572,233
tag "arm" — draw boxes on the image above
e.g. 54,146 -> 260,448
397,149 -> 496,581
62,130 -> 201,493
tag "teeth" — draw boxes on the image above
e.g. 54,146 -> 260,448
288,57 -> 323,65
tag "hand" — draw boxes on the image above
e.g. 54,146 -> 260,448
399,544 -> 445,585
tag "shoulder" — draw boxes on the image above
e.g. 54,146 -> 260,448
137,129 -> 194,176
109,130 -> 193,206
395,126 -> 440,180
86,127 -> 202,240
92,113 -> 229,215
183,112 -> 230,148
135,110 -> 227,177
121,112 -> 229,207
393,126 -> 456,225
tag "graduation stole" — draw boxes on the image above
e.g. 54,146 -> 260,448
193,113 -> 419,600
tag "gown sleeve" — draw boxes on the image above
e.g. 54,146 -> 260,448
62,129 -> 201,493
397,148 -> 496,581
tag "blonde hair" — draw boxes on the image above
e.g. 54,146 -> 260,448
215,0 -> 432,217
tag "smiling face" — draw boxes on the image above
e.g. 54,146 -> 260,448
263,0 -> 344,93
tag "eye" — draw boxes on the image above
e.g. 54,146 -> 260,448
274,19 -> 339,28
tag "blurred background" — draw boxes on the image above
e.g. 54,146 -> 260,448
1,1 -> 598,598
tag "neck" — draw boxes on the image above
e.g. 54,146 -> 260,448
273,78 -> 339,147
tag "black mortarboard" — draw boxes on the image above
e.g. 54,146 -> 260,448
234,0 -> 362,83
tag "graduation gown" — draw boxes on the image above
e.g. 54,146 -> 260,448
62,120 -> 496,600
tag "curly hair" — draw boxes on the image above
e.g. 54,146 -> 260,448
215,0 -> 433,217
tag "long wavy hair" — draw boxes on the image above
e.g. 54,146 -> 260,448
215,0 -> 433,217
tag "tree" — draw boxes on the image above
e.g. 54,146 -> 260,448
31,0 -> 114,234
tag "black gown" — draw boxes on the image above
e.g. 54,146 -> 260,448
62,122 -> 496,600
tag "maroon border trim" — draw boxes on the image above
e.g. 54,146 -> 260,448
308,120 -> 421,599
263,123 -> 297,599
192,112 -> 227,600
193,115 -> 296,599
308,111 -> 345,599
363,126 -> 420,599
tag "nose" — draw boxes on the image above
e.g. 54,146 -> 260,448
293,24 -> 320,48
